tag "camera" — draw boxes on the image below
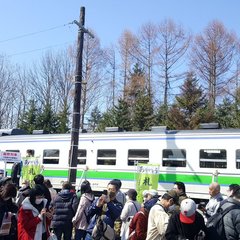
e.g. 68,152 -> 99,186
103,190 -> 108,195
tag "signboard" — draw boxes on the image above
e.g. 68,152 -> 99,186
0,151 -> 21,163
21,157 -> 41,185
136,163 -> 160,203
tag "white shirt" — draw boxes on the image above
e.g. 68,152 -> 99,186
146,203 -> 169,240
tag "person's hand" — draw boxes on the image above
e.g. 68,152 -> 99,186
97,195 -> 109,207
45,211 -> 53,220
40,208 -> 47,216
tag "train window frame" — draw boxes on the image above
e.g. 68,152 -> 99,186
97,149 -> 116,165
236,149 -> 240,169
43,149 -> 60,164
68,149 -> 87,165
128,149 -> 149,166
162,149 -> 186,167
199,149 -> 227,168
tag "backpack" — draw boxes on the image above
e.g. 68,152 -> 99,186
83,196 -> 94,224
206,203 -> 238,240
92,216 -> 115,240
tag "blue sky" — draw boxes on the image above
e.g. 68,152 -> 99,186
0,0 -> 239,65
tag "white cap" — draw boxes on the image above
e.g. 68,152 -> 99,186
148,189 -> 158,197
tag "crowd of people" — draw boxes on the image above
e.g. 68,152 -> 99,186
0,175 -> 239,240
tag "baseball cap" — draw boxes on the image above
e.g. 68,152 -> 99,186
148,189 -> 158,197
180,198 -> 196,224
166,189 -> 179,204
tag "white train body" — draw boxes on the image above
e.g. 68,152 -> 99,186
0,129 -> 239,200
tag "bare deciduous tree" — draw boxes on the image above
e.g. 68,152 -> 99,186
191,20 -> 236,109
118,30 -> 137,98
0,55 -> 17,128
131,22 -> 159,97
157,19 -> 191,107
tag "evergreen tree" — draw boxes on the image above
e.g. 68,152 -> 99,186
155,104 -> 168,126
56,103 -> 70,133
113,99 -> 132,131
125,63 -> 146,105
96,108 -> 116,132
167,72 -> 211,129
37,103 -> 58,133
18,100 -> 39,134
132,91 -> 155,131
88,106 -> 102,132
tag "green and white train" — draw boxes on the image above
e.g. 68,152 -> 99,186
0,127 -> 239,200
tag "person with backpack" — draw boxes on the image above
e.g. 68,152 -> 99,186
50,181 -> 78,240
128,199 -> 154,240
206,186 -> 240,240
120,189 -> 141,240
72,180 -> 94,240
165,198 -> 207,240
146,190 -> 179,240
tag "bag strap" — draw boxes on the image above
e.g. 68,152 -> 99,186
208,203 -> 238,226
131,201 -> 138,214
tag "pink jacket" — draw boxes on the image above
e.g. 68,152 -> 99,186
72,193 -> 95,230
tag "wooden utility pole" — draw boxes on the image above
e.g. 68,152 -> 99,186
68,7 -> 94,186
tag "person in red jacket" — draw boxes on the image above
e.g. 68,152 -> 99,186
128,200 -> 153,240
17,185 -> 52,240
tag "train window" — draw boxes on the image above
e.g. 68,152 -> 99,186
6,150 -> 20,152
128,149 -> 149,166
162,149 -> 186,167
236,150 -> 240,169
78,150 -> 87,164
43,149 -> 60,164
199,149 -> 227,168
68,150 -> 87,164
97,150 -> 116,165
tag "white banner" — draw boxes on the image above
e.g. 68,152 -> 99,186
0,151 -> 21,163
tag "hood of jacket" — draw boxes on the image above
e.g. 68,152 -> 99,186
58,189 -> 74,201
82,193 -> 94,202
21,197 -> 47,216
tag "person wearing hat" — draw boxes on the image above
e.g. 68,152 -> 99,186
146,189 -> 179,240
128,200 -> 153,240
120,189 -> 141,240
165,198 -> 207,240
143,189 -> 159,203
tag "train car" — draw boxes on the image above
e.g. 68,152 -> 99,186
0,128 -> 239,200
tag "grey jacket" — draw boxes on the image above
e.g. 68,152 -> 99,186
222,198 -> 240,240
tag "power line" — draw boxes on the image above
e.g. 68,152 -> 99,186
7,41 -> 73,57
0,23 -> 73,44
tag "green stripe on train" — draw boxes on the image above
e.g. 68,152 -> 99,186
41,169 -> 239,185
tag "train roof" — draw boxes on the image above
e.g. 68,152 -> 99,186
1,128 -> 240,141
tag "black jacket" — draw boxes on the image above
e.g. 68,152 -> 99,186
165,211 -> 207,240
50,189 -> 78,228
